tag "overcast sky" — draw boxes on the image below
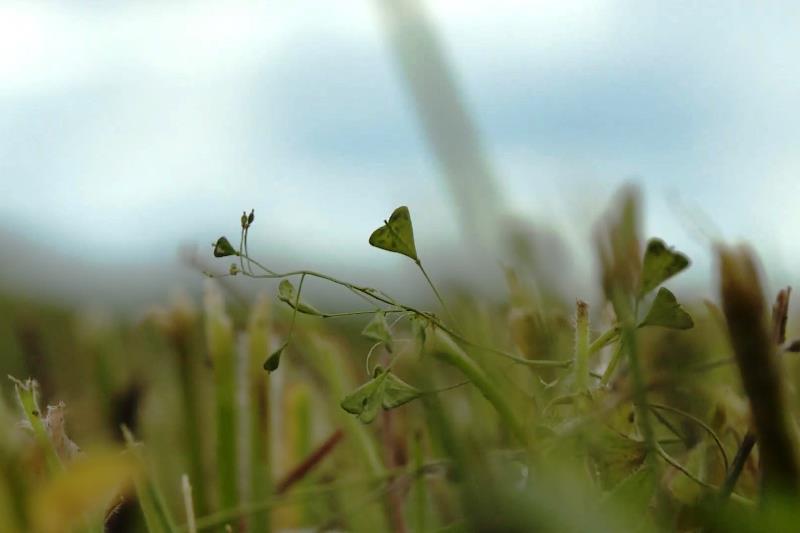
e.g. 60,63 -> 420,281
2,1 -> 799,305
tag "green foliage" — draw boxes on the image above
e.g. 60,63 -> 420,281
123,427 -> 178,533
380,373 -> 422,409
600,465 -> 656,524
277,279 -> 322,316
639,238 -> 690,296
639,287 -> 694,330
589,428 -> 649,489
213,236 -> 237,258
361,311 -> 393,350
368,206 -> 418,261
10,190 -> 800,533
340,368 -> 421,423
263,343 -> 286,372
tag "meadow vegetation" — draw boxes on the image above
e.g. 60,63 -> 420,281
1,187 -> 799,532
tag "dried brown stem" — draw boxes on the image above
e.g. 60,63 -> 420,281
719,247 -> 800,496
275,429 -> 344,495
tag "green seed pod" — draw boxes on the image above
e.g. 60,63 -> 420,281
213,236 -> 237,258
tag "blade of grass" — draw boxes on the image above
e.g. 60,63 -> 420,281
248,294 -> 273,533
204,281 -> 239,510
122,426 -> 177,533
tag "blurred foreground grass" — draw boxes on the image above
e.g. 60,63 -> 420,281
2,188 -> 800,532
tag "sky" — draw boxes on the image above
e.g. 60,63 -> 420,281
1,1 -> 799,306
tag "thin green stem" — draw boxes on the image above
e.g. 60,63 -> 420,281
423,380 -> 472,395
651,408 -> 688,446
656,443 -> 713,489
239,227 -> 246,274
240,256 -> 545,360
286,273 -> 307,340
321,309 -> 405,319
428,327 -> 529,446
600,342 -> 624,386
364,341 -> 383,376
234,252 -> 572,371
621,322 -> 658,474
416,260 -> 457,328
244,227 -> 254,274
434,322 -> 570,368
649,403 -> 729,473
589,327 -> 619,355
655,444 -> 753,507
573,300 -> 590,391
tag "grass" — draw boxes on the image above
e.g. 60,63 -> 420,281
1,189 -> 800,532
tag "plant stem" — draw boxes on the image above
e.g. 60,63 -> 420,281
649,403 -> 729,473
416,260 -> 457,327
275,430 -> 345,494
427,327 -> 529,447
239,227 -> 246,274
719,431 -> 757,500
600,342 -> 624,386
573,300 -> 590,392
589,327 -> 619,355
236,253 -> 569,371
620,322 -> 658,473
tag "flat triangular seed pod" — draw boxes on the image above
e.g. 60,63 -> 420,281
639,287 -> 694,330
362,311 -> 393,351
340,371 -> 390,424
382,373 -> 421,409
639,239 -> 690,296
213,236 -> 237,258
369,206 -> 418,261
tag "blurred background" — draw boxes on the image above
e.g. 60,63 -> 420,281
2,0 -> 800,309
3,4 -> 800,531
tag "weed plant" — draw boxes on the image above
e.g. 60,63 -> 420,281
2,188 -> 800,532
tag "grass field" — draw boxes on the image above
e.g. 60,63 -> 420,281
2,188 -> 799,532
